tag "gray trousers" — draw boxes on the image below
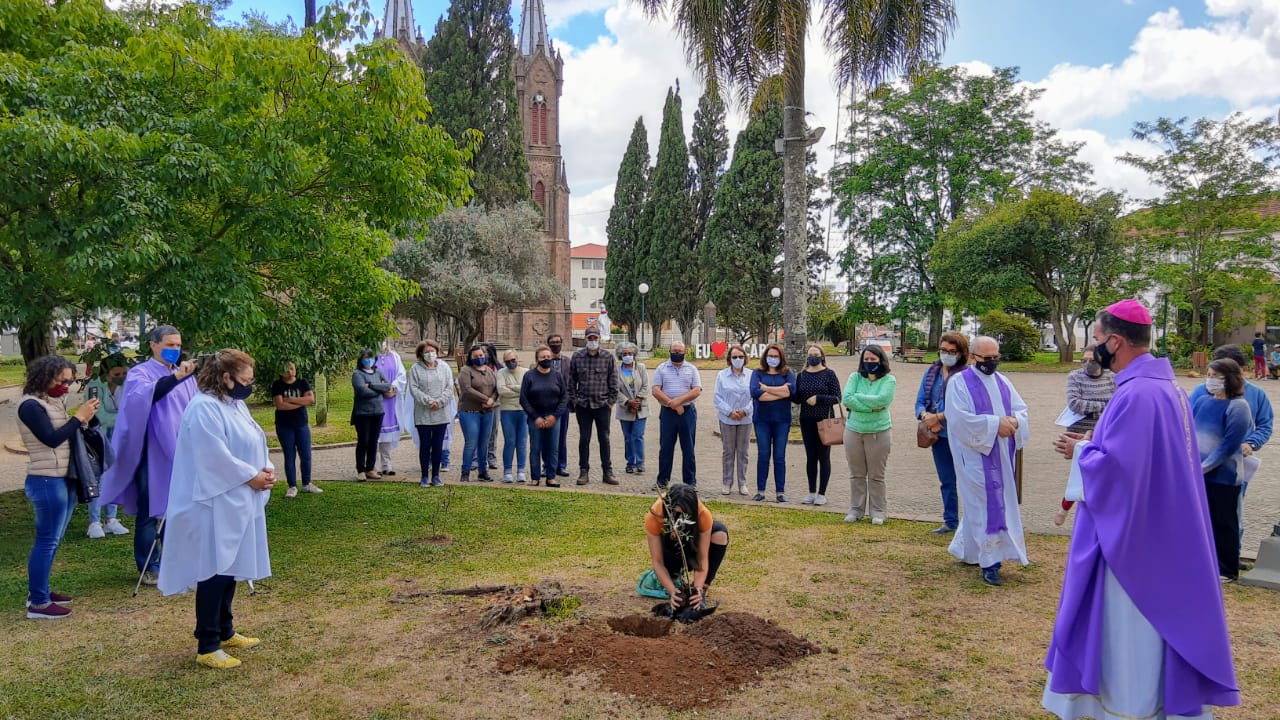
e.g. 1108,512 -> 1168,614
719,421 -> 751,488
844,428 -> 892,520
378,442 -> 394,472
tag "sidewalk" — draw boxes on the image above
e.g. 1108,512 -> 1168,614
3,358 -> 1276,553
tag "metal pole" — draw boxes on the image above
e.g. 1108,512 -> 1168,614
640,295 -> 646,351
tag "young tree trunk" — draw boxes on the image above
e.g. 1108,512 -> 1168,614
781,56 -> 809,367
313,372 -> 329,427
928,304 -> 945,350
19,318 -> 54,364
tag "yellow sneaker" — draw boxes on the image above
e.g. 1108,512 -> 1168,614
196,650 -> 241,669
221,633 -> 260,649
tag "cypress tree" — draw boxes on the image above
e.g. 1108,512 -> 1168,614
420,0 -> 529,208
603,117 -> 650,342
637,85 -> 698,345
689,83 -> 729,258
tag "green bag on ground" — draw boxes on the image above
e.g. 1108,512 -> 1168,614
636,569 -> 670,599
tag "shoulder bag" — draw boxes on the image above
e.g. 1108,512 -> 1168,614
818,403 -> 845,446
917,364 -> 940,448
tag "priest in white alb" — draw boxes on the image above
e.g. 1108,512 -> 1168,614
944,335 -> 1030,586
158,349 -> 275,670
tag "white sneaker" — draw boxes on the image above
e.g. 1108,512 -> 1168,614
503,473 -> 513,484
105,518 -> 130,535
301,483 -> 323,494
721,486 -> 731,495
871,516 -> 886,526
285,486 -> 298,498
802,495 -> 815,504
517,471 -> 527,483
86,522 -> 105,539
844,511 -> 862,523
813,495 -> 827,506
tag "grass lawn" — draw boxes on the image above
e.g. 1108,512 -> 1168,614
0,365 -> 24,386
249,376 -> 358,448
2,484 -> 1276,719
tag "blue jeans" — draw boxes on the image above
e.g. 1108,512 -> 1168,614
500,410 -> 529,472
556,409 -> 570,472
459,410 -> 493,475
88,497 -> 119,524
754,420 -> 790,493
657,406 -> 697,487
26,475 -> 74,605
416,423 -> 448,480
931,436 -> 959,529
134,464 -> 160,573
620,417 -> 647,468
277,423 -> 313,487
528,416 -> 560,480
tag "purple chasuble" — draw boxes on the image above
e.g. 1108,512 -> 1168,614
1045,352 -> 1238,714
99,359 -> 198,518
376,353 -> 401,436
959,368 -> 1015,535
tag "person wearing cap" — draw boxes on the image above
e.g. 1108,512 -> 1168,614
1044,300 -> 1238,719
944,335 -> 1029,586
1268,344 -> 1280,379
568,324 -> 618,485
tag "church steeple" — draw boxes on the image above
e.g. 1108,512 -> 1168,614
518,0 -> 553,57
378,0 -> 423,46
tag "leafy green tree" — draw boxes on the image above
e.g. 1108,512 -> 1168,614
603,118 -> 651,341
0,0 -> 473,368
640,0 -> 956,363
932,190 -> 1133,361
978,310 -> 1039,362
833,64 -> 1088,349
1118,114 -> 1280,345
690,83 -> 729,261
386,204 -> 564,350
637,86 -> 700,344
420,0 -> 529,209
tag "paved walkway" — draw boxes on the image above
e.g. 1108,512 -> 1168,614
2,357 -> 1276,554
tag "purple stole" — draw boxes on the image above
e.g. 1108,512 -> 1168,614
376,354 -> 401,436
960,368 -> 1015,535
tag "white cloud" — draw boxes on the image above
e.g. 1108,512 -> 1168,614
543,0 -> 616,30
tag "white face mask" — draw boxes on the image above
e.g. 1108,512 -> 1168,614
424,351 -> 437,363
621,354 -> 634,364
586,341 -> 599,351
1206,378 -> 1226,395
765,356 -> 781,368
939,352 -> 958,367
730,357 -> 745,370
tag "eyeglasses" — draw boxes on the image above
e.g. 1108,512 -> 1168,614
973,353 -> 1001,362
57,379 -> 73,386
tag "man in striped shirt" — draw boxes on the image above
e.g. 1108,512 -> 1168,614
651,341 -> 702,490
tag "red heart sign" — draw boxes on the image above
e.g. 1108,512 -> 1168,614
711,341 -> 728,359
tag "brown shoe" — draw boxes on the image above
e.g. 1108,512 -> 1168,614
602,473 -> 619,486
576,470 -> 589,485
364,471 -> 381,480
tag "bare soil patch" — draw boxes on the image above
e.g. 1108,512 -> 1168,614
501,610 -> 820,710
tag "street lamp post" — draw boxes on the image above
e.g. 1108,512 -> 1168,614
770,287 -> 781,343
638,282 -> 650,351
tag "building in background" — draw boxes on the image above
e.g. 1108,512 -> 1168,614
570,243 -> 607,335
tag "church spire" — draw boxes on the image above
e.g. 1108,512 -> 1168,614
379,0 -> 419,46
518,0 -> 553,57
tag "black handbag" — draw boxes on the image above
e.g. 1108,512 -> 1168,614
67,419 -> 110,504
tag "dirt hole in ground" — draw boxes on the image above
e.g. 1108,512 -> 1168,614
500,611 -> 820,709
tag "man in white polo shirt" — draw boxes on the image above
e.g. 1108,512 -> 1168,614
651,341 -> 702,490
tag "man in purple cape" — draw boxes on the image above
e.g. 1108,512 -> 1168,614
99,325 -> 198,584
1045,301 -> 1238,719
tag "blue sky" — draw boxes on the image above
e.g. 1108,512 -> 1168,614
217,0 -> 1280,246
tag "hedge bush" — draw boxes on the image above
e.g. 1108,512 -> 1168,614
979,310 -> 1040,362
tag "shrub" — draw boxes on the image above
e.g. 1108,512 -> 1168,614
978,310 -> 1039,362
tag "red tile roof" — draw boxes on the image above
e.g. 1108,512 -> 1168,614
570,243 -> 607,259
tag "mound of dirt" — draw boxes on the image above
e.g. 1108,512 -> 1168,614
684,611 -> 821,667
500,611 -> 817,709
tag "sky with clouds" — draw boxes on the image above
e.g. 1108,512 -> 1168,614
219,0 -> 1280,258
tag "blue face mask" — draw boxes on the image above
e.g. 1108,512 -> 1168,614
160,348 -> 181,365
361,357 -> 375,368
472,357 -> 487,366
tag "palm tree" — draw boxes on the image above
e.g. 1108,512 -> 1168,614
639,0 -> 956,361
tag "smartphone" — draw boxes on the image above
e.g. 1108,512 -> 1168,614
87,386 -> 100,401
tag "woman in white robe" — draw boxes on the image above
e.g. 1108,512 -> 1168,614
158,349 -> 275,670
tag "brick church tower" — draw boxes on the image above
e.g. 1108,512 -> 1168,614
480,0 -> 572,347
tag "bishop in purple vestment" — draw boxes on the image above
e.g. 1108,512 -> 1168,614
99,326 -> 198,578
1045,301 -> 1237,719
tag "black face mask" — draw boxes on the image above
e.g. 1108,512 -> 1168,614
806,357 -> 822,366
859,362 -> 881,378
548,344 -> 562,355
537,358 -> 553,369
228,379 -> 254,401
975,359 -> 999,376
669,352 -> 685,363
1095,336 -> 1116,371
1083,361 -> 1102,378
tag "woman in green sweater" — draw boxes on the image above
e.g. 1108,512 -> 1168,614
842,345 -> 897,524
